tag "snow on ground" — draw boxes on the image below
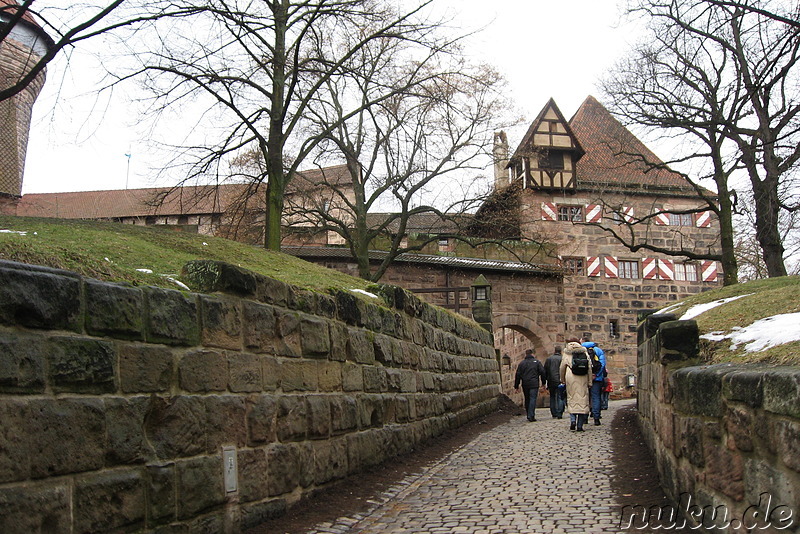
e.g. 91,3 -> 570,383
0,229 -> 27,235
701,312 -> 800,352
679,294 -> 753,320
350,289 -> 379,299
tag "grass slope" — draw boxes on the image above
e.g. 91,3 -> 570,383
0,216 -> 372,294
657,276 -> 800,365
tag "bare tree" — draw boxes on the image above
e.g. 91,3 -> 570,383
280,31 -> 511,281
112,0 -> 457,251
601,0 -> 800,283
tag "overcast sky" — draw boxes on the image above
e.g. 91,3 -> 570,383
22,0 -> 640,194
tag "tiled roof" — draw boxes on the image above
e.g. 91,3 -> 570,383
16,164 -> 351,219
0,0 -> 39,27
283,246 -> 563,276
509,97 -> 585,163
365,212 -> 469,234
569,96 -> 695,192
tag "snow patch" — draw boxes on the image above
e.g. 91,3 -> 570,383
136,268 -> 153,274
679,294 -> 753,320
163,276 -> 190,291
0,229 -> 27,236
351,289 -> 379,299
700,312 -> 800,352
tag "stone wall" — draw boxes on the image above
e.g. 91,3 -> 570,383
637,314 -> 799,532
0,259 -> 500,533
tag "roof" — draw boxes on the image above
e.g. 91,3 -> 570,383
365,212 -> 468,235
283,246 -> 563,277
16,164 -> 352,219
568,96 -> 697,193
509,97 -> 585,163
0,0 -> 54,50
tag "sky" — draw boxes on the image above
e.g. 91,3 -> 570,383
21,0 -> 641,194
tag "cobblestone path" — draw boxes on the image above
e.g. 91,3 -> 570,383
307,400 -> 636,534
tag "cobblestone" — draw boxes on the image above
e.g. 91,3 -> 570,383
300,400 -> 636,533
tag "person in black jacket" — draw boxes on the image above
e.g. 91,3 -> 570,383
514,349 -> 546,422
544,345 -> 566,419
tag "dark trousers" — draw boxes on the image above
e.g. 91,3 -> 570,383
523,387 -> 539,421
548,386 -> 566,418
590,380 -> 604,420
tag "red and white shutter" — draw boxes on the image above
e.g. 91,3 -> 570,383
695,211 -> 712,228
587,256 -> 602,277
654,210 -> 670,225
623,206 -> 635,223
541,202 -> 557,221
605,256 -> 618,278
585,204 -> 603,223
658,259 -> 674,280
701,261 -> 718,282
642,258 -> 658,279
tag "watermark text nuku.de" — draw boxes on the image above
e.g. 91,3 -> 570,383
619,492 -> 796,530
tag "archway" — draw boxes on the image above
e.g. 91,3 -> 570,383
493,313 -> 553,409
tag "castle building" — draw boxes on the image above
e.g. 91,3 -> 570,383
0,0 -> 53,209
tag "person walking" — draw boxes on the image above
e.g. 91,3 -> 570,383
514,349 -> 546,422
582,337 -> 607,425
559,339 -> 592,431
544,345 -> 566,419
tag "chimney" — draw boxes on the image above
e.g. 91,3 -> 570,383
493,130 -> 509,191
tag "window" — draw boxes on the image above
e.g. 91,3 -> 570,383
438,237 -> 449,247
609,319 -> 619,338
558,205 -> 583,222
669,213 -> 693,226
563,257 -> 585,275
540,150 -> 564,170
674,263 -> 698,281
619,260 -> 639,279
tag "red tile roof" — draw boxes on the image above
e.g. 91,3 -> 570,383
569,96 -> 695,192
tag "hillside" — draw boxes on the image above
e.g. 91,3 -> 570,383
0,216 -> 372,294
656,276 -> 800,365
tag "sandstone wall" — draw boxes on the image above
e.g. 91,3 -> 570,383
0,259 -> 499,533
637,314 -> 799,532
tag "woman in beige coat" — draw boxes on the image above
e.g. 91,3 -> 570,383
559,339 -> 592,431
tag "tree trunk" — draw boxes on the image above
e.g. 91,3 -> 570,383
714,174 -> 739,285
752,181 -> 787,277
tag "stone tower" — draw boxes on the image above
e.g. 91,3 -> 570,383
0,0 -> 53,211
492,130 -> 509,191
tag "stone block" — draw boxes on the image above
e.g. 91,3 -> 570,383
297,441 -> 315,488
674,416 -> 704,467
334,290 -> 361,325
238,448 -> 268,503
673,366 -> 731,417
228,352 -> 262,392
0,482 -> 70,534
400,370 -> 418,393
105,396 -> 152,465
181,260 -> 256,297
49,336 -> 116,394
275,310 -> 302,357
743,458 -> 798,516
85,279 -> 144,339
119,343 -> 173,393
300,315 -> 330,358
658,320 -> 699,362
0,331 -> 46,393
240,499 -> 287,532
205,396 -> 247,452
144,396 -> 207,459
267,443 -> 300,496
342,362 -> 364,392
313,437 -> 348,485
0,264 -> 81,332
200,296 -> 241,350
246,395 -> 277,446
775,419 -> 800,473
262,355 -> 280,391
276,396 -> 307,442
242,302 -> 277,354
0,400 -> 29,483
176,456 -> 225,520
316,294 -> 337,319
363,365 -> 386,393
27,398 -> 105,477
704,446 -> 744,501
74,469 -> 145,533
358,394 -> 386,428
762,367 -> 800,418
317,361 -> 342,392
147,463 -> 176,525
306,395 -> 331,438
178,349 -> 227,393
328,321 -> 348,362
331,396 -> 358,433
255,275 -> 290,307
287,287 -> 316,313
280,360 -> 318,392
725,404 -> 754,452
346,328 -> 375,365
145,287 -> 199,346
721,368 -> 763,408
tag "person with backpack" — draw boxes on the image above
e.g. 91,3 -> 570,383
582,337 -> 607,426
559,338 -> 592,431
514,349 -> 546,422
544,345 -> 566,419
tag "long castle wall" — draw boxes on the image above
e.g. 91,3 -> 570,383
636,314 -> 799,532
0,259 -> 500,533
